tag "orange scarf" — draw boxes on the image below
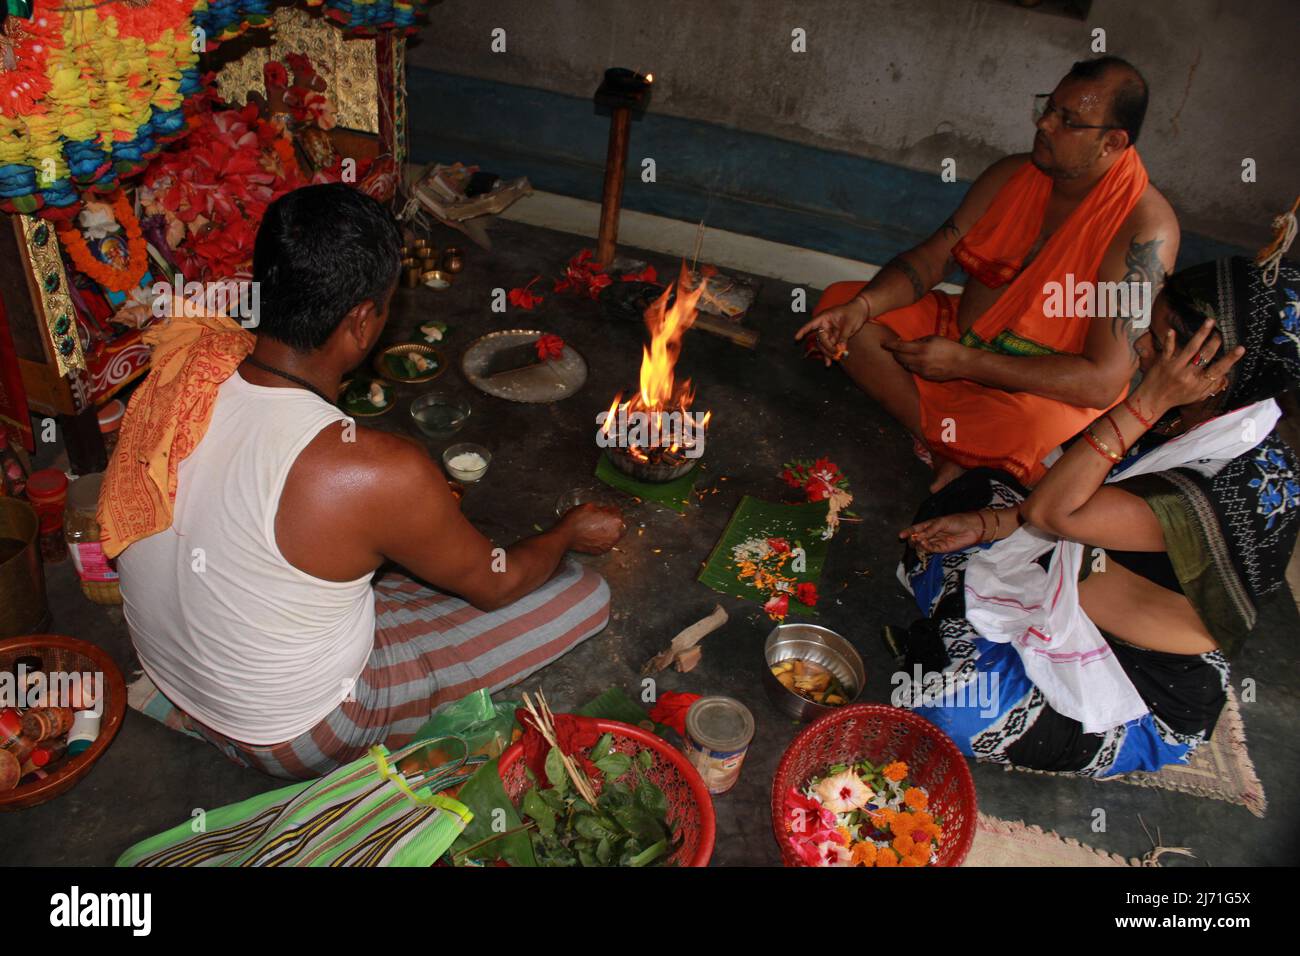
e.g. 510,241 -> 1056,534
98,306 -> 255,559
954,147 -> 1149,351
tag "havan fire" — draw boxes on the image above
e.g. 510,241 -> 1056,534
598,264 -> 712,482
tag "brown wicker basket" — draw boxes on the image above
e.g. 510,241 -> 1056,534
0,634 -> 126,810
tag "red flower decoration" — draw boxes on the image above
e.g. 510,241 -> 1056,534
767,537 -> 790,553
535,333 -> 565,361
554,249 -> 613,299
507,276 -> 544,310
620,265 -> 658,284
764,593 -> 790,621
647,691 -> 701,736
796,582 -> 819,606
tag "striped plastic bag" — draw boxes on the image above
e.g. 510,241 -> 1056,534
116,739 -> 481,867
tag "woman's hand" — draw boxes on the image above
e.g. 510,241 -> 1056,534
1134,319 -> 1245,415
898,511 -> 985,555
795,296 -> 871,366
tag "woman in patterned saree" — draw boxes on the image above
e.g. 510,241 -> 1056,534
893,257 -> 1300,776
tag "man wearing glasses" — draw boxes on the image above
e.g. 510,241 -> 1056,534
798,56 -> 1179,492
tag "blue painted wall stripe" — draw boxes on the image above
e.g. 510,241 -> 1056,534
408,68 -> 1248,275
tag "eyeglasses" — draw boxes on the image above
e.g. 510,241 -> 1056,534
1032,94 -> 1120,132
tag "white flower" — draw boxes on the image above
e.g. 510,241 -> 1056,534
78,202 -> 117,241
814,841 -> 853,867
814,770 -> 874,813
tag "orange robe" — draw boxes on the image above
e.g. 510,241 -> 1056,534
819,149 -> 1149,485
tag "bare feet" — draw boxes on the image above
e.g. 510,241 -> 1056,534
928,456 -> 966,493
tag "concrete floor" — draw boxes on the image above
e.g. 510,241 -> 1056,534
3,217 -> 1298,866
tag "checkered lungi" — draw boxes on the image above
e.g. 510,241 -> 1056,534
187,558 -> 610,778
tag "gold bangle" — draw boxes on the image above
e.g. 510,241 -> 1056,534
1084,425 -> 1123,462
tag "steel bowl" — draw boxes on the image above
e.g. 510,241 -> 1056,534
762,623 -> 865,722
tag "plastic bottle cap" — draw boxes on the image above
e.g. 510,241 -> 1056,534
30,748 -> 53,768
97,400 -> 125,433
26,468 -> 69,501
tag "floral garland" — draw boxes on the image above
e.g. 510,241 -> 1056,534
0,0 -> 200,218
782,759 -> 943,868
55,190 -> 148,292
0,0 -> 427,217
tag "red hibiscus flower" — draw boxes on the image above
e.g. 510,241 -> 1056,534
796,582 -> 819,606
535,333 -> 565,361
767,537 -> 790,553
621,264 -> 658,284
764,593 -> 790,620
508,276 -> 544,310
648,691 -> 701,736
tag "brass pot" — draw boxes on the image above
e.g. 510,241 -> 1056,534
0,499 -> 48,638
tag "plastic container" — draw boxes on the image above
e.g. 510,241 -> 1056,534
682,696 -> 755,795
64,473 -> 120,605
25,469 -> 67,562
96,400 -> 125,459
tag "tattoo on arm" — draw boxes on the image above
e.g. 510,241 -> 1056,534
1114,236 -> 1166,356
886,255 -> 929,302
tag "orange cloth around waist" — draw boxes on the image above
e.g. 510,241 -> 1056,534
97,309 -> 255,559
814,285 -> 1116,485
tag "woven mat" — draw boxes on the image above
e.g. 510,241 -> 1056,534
1007,687 -> 1265,818
964,814 -> 1141,867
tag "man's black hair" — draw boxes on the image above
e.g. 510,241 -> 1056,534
1067,55 -> 1148,147
252,183 -> 403,351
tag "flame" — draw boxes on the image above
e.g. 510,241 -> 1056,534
601,393 -> 620,437
637,262 -> 704,413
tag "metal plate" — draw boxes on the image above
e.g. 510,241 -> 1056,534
461,329 -> 588,404
374,343 -> 446,383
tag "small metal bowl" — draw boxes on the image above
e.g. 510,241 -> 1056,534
763,623 -> 865,722
422,270 -> 452,290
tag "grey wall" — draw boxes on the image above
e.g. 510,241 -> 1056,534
410,0 -> 1298,248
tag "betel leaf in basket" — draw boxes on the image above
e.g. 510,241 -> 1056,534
698,495 -> 831,612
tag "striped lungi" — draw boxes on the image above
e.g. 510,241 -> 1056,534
189,557 -> 610,779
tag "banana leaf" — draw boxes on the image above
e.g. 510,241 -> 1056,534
697,495 -> 830,615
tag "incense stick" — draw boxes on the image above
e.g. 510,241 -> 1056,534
691,220 -> 705,274
521,691 -> 599,804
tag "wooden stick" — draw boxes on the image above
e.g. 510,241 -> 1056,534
691,313 -> 760,349
691,220 -> 705,273
521,692 -> 598,804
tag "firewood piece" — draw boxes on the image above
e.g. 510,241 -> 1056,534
640,605 -> 729,676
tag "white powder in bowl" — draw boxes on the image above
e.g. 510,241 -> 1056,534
448,452 -> 487,477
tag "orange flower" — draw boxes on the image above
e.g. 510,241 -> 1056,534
892,834 -> 916,858
889,811 -> 915,836
904,787 -> 929,811
883,761 -> 908,782
875,848 -> 899,867
850,841 -> 878,867
869,808 -> 895,830
910,846 -> 933,867
837,826 -> 855,845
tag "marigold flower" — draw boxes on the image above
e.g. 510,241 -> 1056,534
892,834 -> 915,858
883,761 -> 909,782
850,841 -> 878,867
875,848 -> 899,867
904,787 -> 929,811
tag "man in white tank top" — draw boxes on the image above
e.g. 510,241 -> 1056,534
119,184 -> 622,774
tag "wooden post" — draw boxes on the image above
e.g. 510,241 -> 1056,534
596,106 -> 632,269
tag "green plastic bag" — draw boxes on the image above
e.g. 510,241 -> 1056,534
116,739 -> 476,867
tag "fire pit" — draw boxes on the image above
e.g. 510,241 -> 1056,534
598,265 -> 711,484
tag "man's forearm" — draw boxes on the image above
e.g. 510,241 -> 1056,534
478,527 -> 574,610
859,250 -> 942,316
957,349 -> 1126,409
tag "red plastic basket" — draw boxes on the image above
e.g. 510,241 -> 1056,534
771,704 -> 977,866
499,717 -> 716,867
